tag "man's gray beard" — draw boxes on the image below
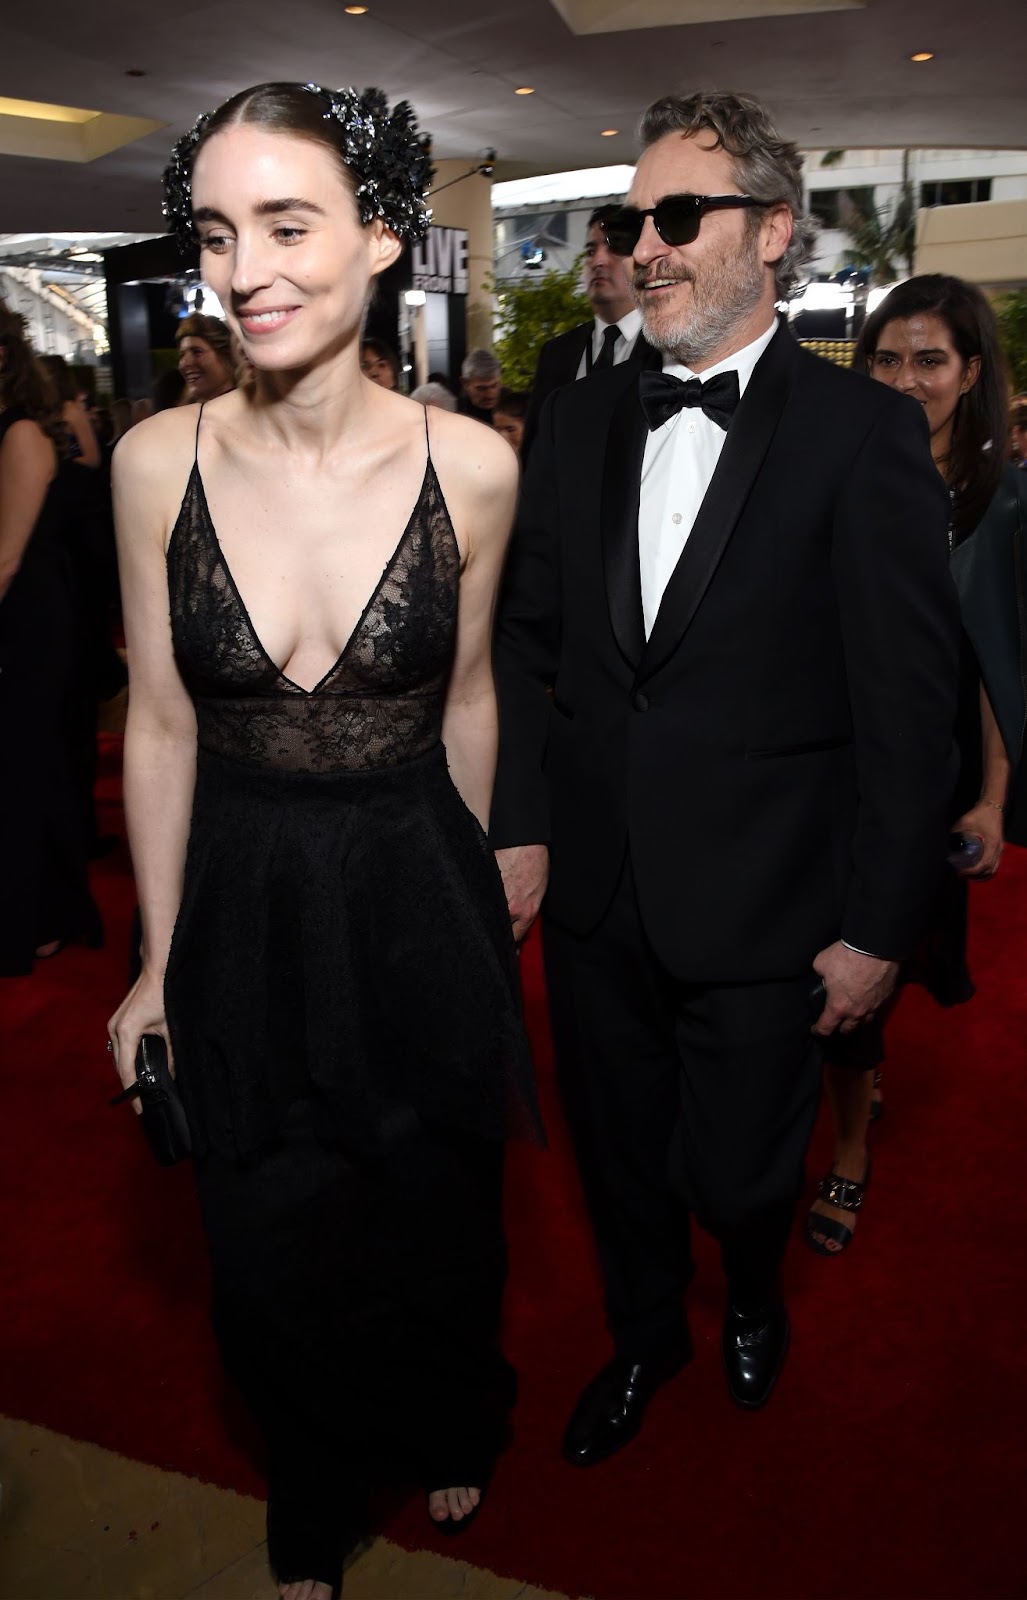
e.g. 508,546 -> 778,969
639,235 -> 766,366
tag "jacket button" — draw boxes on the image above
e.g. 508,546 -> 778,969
633,691 -> 649,712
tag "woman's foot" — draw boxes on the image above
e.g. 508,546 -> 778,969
428,1486 -> 481,1525
279,1582 -> 334,1600
806,1144 -> 870,1253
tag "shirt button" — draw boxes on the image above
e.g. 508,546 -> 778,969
672,512 -> 682,525
687,422 -> 696,433
633,691 -> 649,713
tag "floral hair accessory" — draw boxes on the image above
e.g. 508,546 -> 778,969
161,83 -> 434,250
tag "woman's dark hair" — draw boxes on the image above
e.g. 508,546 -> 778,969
855,274 -> 1009,541
37,352 -> 80,405
162,83 -> 431,248
493,387 -> 530,420
360,338 -> 401,381
0,304 -> 63,441
152,367 -> 187,412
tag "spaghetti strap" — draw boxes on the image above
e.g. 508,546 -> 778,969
423,400 -> 432,466
194,402 -> 205,464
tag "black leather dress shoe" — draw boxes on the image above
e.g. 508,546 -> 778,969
562,1341 -> 692,1467
722,1302 -> 790,1409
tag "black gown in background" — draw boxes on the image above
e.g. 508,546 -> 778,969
0,408 -> 101,974
162,407 -> 538,1587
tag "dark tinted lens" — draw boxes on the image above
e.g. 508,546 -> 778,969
602,209 -> 643,256
653,196 -> 702,246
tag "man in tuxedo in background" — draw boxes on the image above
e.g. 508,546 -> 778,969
521,205 -> 660,461
491,90 -> 959,1466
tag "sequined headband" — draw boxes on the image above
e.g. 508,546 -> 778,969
161,83 -> 434,249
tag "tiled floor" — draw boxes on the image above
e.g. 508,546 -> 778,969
0,1417 -> 569,1600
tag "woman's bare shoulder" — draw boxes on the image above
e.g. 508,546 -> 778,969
112,403 -> 200,491
424,405 -> 519,501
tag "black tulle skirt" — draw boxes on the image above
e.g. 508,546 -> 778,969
164,741 -> 538,1584
165,740 -> 539,1163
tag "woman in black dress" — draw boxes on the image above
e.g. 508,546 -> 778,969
106,83 -> 537,1599
0,308 -> 101,971
807,275 -> 1026,1254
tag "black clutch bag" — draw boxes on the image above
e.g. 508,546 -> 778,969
110,1034 -> 192,1166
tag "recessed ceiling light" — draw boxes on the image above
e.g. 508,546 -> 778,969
344,5 -> 368,12
600,129 -> 618,137
515,86 -> 535,96
910,51 -> 934,61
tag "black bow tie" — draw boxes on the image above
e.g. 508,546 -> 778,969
639,368 -> 740,433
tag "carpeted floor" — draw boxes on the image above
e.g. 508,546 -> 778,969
1,733 -> 1025,1600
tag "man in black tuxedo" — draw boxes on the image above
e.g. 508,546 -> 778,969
521,205 -> 661,461
491,91 -> 959,1464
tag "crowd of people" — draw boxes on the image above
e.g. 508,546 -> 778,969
2,73 -> 1025,1600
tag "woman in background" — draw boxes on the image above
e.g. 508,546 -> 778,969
0,308 -> 101,970
360,336 -> 401,390
176,312 -> 237,404
807,274 -> 1026,1255
491,388 -> 530,460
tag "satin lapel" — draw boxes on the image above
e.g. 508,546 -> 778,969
638,322 -> 797,684
601,376 -> 648,668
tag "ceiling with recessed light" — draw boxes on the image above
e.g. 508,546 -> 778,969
0,0 -> 1023,230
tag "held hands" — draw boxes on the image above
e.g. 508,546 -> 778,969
952,801 -> 1004,878
495,843 -> 550,943
811,941 -> 899,1037
107,969 -> 175,1113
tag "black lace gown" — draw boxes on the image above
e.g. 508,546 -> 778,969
162,412 -> 538,1588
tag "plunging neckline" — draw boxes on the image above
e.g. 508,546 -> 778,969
189,457 -> 433,696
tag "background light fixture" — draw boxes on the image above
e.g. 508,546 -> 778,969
344,5 -> 368,13
600,128 -> 618,137
515,86 -> 535,95
910,51 -> 934,61
404,289 -> 427,307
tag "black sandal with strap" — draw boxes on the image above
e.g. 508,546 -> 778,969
804,1157 -> 871,1256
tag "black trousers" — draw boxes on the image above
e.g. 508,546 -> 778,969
543,854 -> 822,1359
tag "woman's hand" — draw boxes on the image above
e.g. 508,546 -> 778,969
107,970 -> 174,1112
952,801 -> 1004,878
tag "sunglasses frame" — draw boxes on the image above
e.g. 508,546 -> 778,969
601,193 -> 771,256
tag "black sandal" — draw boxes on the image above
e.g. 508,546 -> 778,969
804,1157 -> 871,1257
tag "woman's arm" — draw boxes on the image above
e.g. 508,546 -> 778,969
0,418 -> 56,601
63,397 -> 101,469
436,415 -> 520,830
954,683 -> 1010,877
106,414 -> 197,1089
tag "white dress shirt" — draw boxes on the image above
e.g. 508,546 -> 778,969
638,320 -> 777,638
575,308 -> 644,380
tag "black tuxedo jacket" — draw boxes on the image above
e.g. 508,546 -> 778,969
521,319 -> 661,463
491,321 -> 961,983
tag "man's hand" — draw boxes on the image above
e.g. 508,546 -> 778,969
812,941 -> 899,1037
951,802 -> 1004,879
495,844 -> 550,943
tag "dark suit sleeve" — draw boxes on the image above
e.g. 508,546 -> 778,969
490,391 -> 562,848
833,394 -> 961,958
521,339 -> 561,466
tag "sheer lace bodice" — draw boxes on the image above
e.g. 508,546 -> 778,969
167,419 -> 460,774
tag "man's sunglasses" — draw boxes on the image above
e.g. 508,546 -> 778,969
601,194 -> 772,256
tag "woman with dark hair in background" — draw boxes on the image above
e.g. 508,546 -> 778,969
175,312 -> 237,403
359,336 -> 401,390
491,388 -> 530,460
106,82 -> 537,1599
0,307 -> 101,970
807,274 -> 1027,1255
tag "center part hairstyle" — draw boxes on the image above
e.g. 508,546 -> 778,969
162,82 -> 434,249
855,274 -> 1010,542
638,91 -> 816,297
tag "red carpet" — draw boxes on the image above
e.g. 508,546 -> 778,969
2,733 -> 1025,1599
